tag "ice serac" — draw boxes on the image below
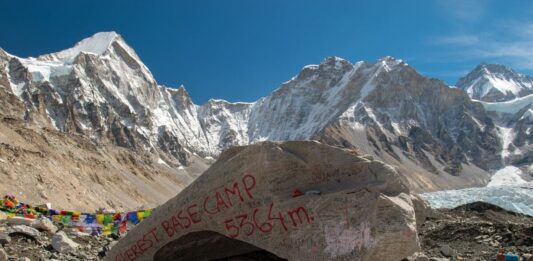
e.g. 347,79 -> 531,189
457,63 -> 533,102
106,141 -> 422,261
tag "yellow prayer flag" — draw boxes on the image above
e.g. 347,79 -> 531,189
96,214 -> 104,224
137,211 -> 144,221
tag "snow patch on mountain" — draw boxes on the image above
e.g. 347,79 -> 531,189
44,32 -> 119,63
487,166 -> 527,187
498,127 -> 514,160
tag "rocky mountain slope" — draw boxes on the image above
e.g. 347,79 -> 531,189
0,32 -> 530,209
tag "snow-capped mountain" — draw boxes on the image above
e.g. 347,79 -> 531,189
0,32 -> 253,165
0,32 -> 527,197
456,63 -> 533,102
457,63 -> 532,185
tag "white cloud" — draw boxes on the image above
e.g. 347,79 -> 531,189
435,0 -> 492,22
432,20 -> 533,70
431,35 -> 479,45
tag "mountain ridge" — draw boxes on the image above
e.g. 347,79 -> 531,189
0,31 -> 531,210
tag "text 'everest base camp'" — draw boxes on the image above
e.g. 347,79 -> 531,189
0,31 -> 531,261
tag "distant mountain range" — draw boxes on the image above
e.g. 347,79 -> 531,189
0,32 -> 531,210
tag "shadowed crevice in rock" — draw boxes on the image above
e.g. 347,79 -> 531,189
154,231 -> 287,261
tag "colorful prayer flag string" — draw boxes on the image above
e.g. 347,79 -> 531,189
0,195 -> 152,236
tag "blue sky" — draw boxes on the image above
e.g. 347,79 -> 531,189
1,0 -> 533,103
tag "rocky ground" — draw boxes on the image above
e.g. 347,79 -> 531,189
412,202 -> 533,261
0,201 -> 531,261
0,213 -> 118,261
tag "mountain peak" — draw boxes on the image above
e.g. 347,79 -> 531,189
40,31 -> 121,63
378,55 -> 402,63
319,56 -> 353,70
375,56 -> 405,72
457,63 -> 533,102
476,63 -> 515,75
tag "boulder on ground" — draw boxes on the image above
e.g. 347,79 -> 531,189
439,245 -> 456,257
51,231 -> 79,253
0,212 -> 6,223
32,217 -> 57,234
106,141 -> 421,261
9,225 -> 40,239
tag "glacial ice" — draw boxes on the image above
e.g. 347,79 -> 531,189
421,184 -> 533,216
421,165 -> 532,216
478,93 -> 533,114
19,59 -> 73,82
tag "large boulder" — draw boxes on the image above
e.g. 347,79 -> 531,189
9,225 -> 40,239
105,141 -> 421,261
51,231 -> 79,253
31,217 -> 58,234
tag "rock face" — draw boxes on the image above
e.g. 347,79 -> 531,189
310,58 -> 499,191
474,95 -> 533,170
106,141 -> 422,261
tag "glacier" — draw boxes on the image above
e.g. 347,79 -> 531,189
420,184 -> 533,216
478,93 -> 533,114
421,165 -> 532,216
